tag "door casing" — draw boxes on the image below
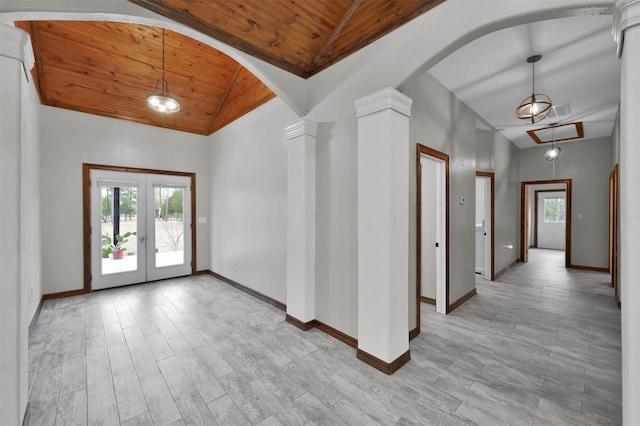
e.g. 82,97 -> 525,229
520,179 -> 572,266
416,143 -> 450,337
83,163 -> 196,292
476,171 -> 495,281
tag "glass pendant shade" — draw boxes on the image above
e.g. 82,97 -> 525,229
544,123 -> 561,161
147,79 -> 180,113
544,145 -> 561,161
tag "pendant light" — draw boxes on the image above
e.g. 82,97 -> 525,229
147,28 -> 180,114
544,123 -> 562,178
544,123 -> 562,161
516,55 -> 551,123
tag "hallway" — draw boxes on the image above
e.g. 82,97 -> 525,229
27,258 -> 620,425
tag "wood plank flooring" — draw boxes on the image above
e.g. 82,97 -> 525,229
27,249 -> 621,425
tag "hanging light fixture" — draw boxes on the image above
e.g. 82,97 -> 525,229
544,123 -> 562,161
147,28 -> 180,114
544,123 -> 562,178
516,55 -> 551,123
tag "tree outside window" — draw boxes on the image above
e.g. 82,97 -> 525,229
544,197 -> 565,223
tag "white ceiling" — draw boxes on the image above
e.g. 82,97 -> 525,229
429,15 -> 620,149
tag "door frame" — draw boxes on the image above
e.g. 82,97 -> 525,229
609,164 -> 619,307
83,163 -> 197,292
533,189 -> 566,249
520,179 -> 572,267
476,171 -> 495,281
416,143 -> 450,335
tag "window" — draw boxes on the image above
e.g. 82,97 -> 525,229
544,197 -> 565,223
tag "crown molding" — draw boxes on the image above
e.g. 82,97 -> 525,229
355,87 -> 412,119
0,24 -> 35,80
614,0 -> 640,57
285,119 -> 317,141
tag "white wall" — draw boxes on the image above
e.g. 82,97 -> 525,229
519,137 -> 612,268
408,72 -> 477,307
492,131 -> 521,274
315,120 -> 358,336
208,98 -> 298,304
476,129 -> 494,172
40,106 -> 211,294
474,128 -> 521,275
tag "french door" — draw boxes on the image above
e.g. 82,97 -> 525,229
91,170 -> 192,290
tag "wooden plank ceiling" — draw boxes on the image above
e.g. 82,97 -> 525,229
15,1 -> 445,135
129,0 -> 446,78
15,20 -> 275,135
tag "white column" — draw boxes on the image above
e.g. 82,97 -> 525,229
614,1 -> 640,423
285,119 -> 317,328
0,24 -> 33,425
355,88 -> 412,374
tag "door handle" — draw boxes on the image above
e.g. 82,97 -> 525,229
435,242 -> 439,247
139,236 -> 145,242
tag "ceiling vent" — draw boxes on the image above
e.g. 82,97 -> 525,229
548,102 -> 571,118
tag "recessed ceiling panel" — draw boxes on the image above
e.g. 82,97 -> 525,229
527,122 -> 584,144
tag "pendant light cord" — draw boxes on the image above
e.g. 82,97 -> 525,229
552,124 -> 556,178
531,59 -> 535,94
162,28 -> 166,83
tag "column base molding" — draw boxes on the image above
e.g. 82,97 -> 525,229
285,314 -> 317,331
356,349 -> 411,375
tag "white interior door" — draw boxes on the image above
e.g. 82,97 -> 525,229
420,154 -> 447,314
483,178 -> 492,280
91,170 -> 191,290
434,159 -> 446,315
475,176 -> 492,280
475,177 -> 486,275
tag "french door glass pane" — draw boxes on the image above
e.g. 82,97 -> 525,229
101,185 -> 138,275
154,186 -> 185,267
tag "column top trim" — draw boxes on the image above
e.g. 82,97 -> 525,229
614,0 -> 640,57
355,87 -> 412,119
0,24 -> 35,70
285,119 -> 317,140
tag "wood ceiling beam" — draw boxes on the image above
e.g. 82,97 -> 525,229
207,64 -> 242,135
311,0 -> 362,68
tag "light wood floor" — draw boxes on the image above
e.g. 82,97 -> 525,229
27,249 -> 621,425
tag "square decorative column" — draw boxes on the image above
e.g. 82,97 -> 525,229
355,87 -> 412,374
285,119 -> 317,329
614,1 -> 640,422
0,24 -> 33,425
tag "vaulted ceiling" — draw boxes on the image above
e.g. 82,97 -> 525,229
14,0 -> 445,135
15,20 -> 276,135
429,15 -> 620,149
129,0 -> 445,78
